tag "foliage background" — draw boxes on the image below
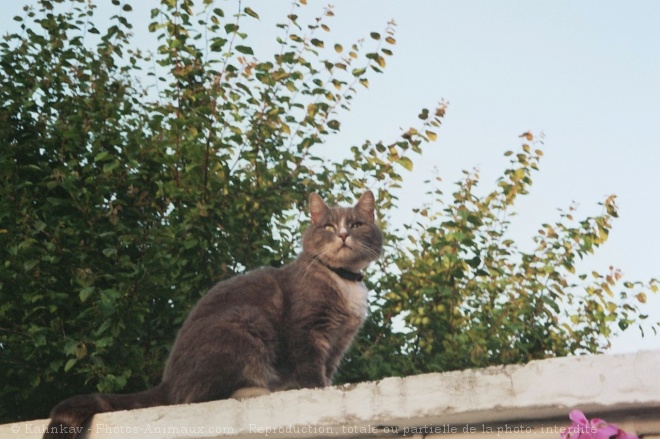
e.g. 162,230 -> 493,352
1,0 -> 657,422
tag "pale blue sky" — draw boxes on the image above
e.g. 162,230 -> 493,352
3,1 -> 659,353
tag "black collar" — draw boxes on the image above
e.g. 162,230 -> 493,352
320,262 -> 364,282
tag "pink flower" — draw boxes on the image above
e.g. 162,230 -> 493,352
561,410 -> 638,439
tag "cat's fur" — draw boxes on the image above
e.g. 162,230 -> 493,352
43,191 -> 383,439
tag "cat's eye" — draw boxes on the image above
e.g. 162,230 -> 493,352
324,224 -> 336,232
350,222 -> 364,229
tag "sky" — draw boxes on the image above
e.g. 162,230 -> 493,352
2,1 -> 659,354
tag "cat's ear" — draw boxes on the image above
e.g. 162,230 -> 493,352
355,191 -> 375,222
309,193 -> 330,226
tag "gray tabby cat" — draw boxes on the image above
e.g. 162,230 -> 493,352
44,191 -> 383,439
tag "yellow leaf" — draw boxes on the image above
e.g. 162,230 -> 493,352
426,130 -> 437,141
399,156 -> 413,171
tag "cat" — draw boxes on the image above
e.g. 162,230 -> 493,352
43,191 -> 383,439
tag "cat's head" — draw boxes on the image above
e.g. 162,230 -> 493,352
302,191 -> 383,271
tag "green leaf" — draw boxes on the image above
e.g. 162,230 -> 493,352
244,7 -> 259,19
351,67 -> 366,77
79,287 -> 94,303
210,38 -> 228,52
235,45 -> 254,55
64,359 -> 77,372
94,151 -> 112,162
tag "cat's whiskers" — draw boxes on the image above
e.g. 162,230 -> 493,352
301,237 -> 380,279
350,240 -> 382,260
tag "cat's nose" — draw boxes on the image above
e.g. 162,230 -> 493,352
338,228 -> 348,241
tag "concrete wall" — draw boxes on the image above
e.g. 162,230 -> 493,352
3,350 -> 659,439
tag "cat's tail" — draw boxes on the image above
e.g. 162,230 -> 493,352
43,383 -> 169,439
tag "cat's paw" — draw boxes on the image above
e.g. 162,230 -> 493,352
230,387 -> 271,400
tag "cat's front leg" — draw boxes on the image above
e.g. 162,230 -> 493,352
294,361 -> 330,389
324,354 -> 341,383
288,331 -> 332,389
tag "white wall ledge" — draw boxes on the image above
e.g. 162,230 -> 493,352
3,350 -> 660,439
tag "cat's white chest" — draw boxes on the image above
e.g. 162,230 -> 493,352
337,278 -> 369,318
